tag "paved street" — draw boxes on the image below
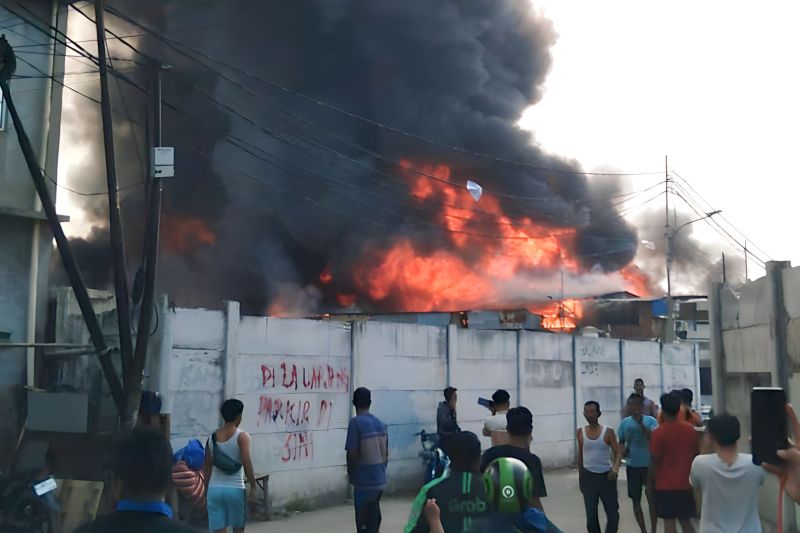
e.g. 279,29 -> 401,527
250,467 -> 680,532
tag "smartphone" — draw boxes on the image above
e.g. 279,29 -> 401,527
477,397 -> 493,410
751,387 -> 789,465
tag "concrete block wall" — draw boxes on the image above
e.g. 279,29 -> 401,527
353,320 -> 447,493
158,305 -> 698,510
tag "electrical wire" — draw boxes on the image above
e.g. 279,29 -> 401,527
670,170 -> 772,260
104,5 -> 665,179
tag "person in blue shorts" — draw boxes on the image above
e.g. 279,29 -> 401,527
204,399 -> 257,533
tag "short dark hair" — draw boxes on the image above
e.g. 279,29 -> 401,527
584,401 -> 600,412
444,386 -> 458,402
112,429 -> 173,497
679,388 -> 694,405
448,431 -> 481,471
353,387 -> 371,409
492,389 -> 511,405
221,399 -> 244,422
627,393 -> 644,403
661,392 -> 681,416
506,406 -> 533,436
707,414 -> 740,446
634,378 -> 644,385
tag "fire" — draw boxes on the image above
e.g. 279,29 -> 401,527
319,266 -> 333,285
162,216 -> 216,254
621,264 -> 652,298
354,161 -> 580,310
336,293 -> 356,308
528,299 -> 584,331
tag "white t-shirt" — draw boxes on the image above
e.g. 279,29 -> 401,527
690,453 -> 765,533
483,412 -> 509,445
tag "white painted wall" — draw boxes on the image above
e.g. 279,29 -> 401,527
157,306 -> 697,510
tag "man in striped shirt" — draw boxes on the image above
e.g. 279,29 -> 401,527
346,387 -> 388,533
405,431 -> 488,533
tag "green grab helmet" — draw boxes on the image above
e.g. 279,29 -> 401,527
483,457 -> 533,514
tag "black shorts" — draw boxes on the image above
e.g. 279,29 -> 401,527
626,467 -> 649,500
654,489 -> 695,519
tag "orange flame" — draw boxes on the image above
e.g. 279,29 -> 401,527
528,299 -> 584,331
319,266 -> 333,285
354,161 -> 581,310
621,264 -> 652,298
162,216 -> 216,254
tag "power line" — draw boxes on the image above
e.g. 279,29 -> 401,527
670,170 -> 772,260
104,5 -> 665,179
669,183 -> 768,267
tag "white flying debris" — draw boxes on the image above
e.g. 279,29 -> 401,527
466,180 -> 483,202
640,240 -> 656,250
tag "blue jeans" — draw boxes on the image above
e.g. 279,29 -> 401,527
353,488 -> 382,533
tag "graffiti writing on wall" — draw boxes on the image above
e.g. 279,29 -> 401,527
260,362 -> 349,391
257,396 -> 334,430
282,431 -> 313,463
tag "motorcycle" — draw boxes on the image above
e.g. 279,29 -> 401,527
0,470 -> 60,532
416,430 -> 450,483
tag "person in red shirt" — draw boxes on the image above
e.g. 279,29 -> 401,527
655,389 -> 703,427
648,392 -> 698,533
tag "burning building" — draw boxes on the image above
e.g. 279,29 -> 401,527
58,0 -> 654,317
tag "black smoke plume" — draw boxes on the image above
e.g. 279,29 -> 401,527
57,0 -> 643,315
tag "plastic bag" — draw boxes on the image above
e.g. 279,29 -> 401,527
173,439 -> 205,471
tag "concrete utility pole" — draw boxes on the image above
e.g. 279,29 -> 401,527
664,156 -> 673,342
0,36 -> 125,410
94,0 -> 135,397
127,65 -> 165,427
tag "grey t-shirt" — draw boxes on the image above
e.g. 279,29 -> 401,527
690,453 -> 765,533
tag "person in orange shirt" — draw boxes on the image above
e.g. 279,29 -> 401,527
657,389 -> 703,427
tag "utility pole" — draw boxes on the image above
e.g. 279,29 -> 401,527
744,241 -> 749,281
94,0 -> 135,401
0,36 -> 125,411
722,253 -> 727,283
127,65 -> 165,427
664,155 -> 673,343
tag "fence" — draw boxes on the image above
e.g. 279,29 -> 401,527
152,301 -> 698,510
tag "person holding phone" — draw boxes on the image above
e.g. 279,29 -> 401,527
483,389 -> 511,446
690,414 -> 764,532
761,404 -> 800,504
618,393 -> 658,533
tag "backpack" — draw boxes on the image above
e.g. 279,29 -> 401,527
210,432 -> 243,475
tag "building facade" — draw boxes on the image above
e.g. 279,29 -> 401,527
0,1 -> 66,457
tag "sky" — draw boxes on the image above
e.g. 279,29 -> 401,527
520,0 -> 800,278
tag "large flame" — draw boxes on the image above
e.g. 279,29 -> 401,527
354,161 -> 588,311
162,216 -> 216,254
528,299 -> 584,331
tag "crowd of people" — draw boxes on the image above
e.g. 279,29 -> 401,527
73,379 -> 800,533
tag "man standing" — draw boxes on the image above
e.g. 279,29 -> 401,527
405,431 -> 488,532
76,429 -> 201,533
649,392 -> 698,533
690,414 -> 764,532
203,399 -> 257,533
656,389 -> 703,427
437,386 -> 461,436
618,394 -> 658,533
622,379 -> 658,418
482,389 -> 511,446
577,401 -> 621,533
480,406 -> 548,511
346,387 -> 389,533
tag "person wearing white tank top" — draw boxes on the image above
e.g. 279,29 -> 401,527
203,399 -> 257,533
577,400 -> 622,533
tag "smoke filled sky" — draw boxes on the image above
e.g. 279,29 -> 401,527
521,0 -> 800,276
51,0 -> 794,313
